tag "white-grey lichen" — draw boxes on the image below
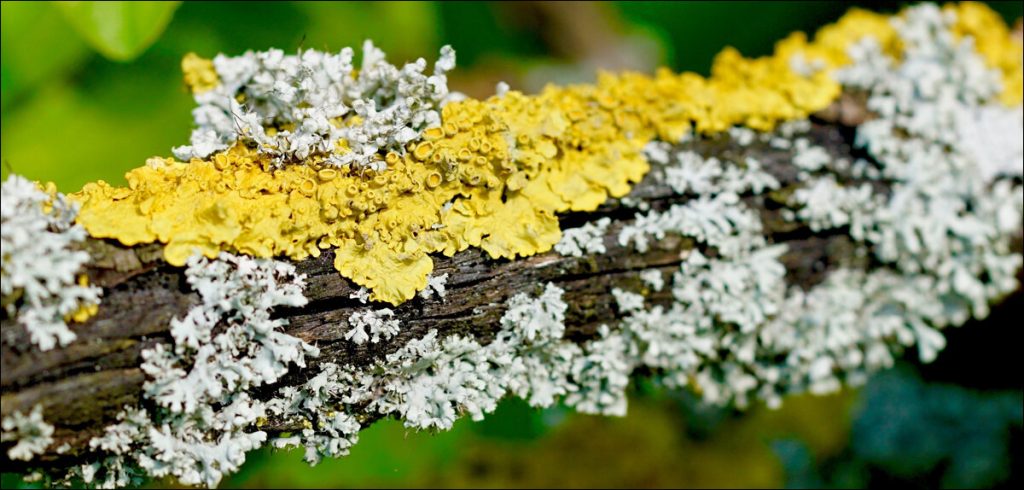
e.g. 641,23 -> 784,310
1,175 -> 102,351
618,191 -> 766,257
273,283 -> 579,435
343,284 -> 576,431
39,6 -> 1024,487
639,269 -> 665,292
565,325 -> 631,416
620,143 -> 781,258
789,175 -> 880,238
601,4 -> 1022,411
144,252 -> 317,414
554,217 -> 611,257
173,41 -> 457,171
810,3 -> 1023,321
610,287 -> 645,314
495,81 -> 511,97
957,104 -> 1024,182
348,286 -> 371,304
266,364 -> 361,466
650,146 -> 780,197
344,308 -> 400,345
418,272 -> 449,300
67,253 -> 318,489
1,405 -> 54,461
728,126 -> 758,146
498,283 -> 580,409
791,137 -> 832,172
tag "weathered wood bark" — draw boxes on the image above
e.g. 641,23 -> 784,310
1,115 -> 1019,473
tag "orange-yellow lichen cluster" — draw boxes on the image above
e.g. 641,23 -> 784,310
777,8 -> 900,68
945,2 -> 1023,106
66,275 -> 100,323
180,52 -> 220,95
70,4 -> 1022,306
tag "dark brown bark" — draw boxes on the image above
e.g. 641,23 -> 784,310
0,117 -> 1017,472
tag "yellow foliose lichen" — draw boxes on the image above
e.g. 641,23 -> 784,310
795,8 -> 900,66
945,2 -> 1024,106
182,52 -> 220,95
72,4 -> 1006,307
65,275 -> 99,323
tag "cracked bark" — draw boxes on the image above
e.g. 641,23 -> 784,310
1,115 -> 1019,472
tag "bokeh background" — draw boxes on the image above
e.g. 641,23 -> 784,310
1,1 -> 1022,488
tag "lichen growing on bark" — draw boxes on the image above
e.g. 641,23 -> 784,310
2,3 -> 1022,489
66,4 -> 936,305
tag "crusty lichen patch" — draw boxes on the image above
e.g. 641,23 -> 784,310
68,3 -> 1021,306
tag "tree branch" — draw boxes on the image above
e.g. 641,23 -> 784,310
0,119 -> 872,461
1,115 -> 1019,473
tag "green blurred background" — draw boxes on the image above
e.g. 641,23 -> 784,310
1,1 -> 1021,488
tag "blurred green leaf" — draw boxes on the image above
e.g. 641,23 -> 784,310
471,397 -> 559,441
0,65 -> 193,191
0,2 -> 91,111
53,1 -> 180,61
293,1 -> 440,61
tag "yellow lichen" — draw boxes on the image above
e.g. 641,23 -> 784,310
790,8 -> 901,67
945,2 -> 1024,106
30,183 -> 100,324
70,4 -> 1020,306
65,275 -> 99,323
181,52 -> 220,95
